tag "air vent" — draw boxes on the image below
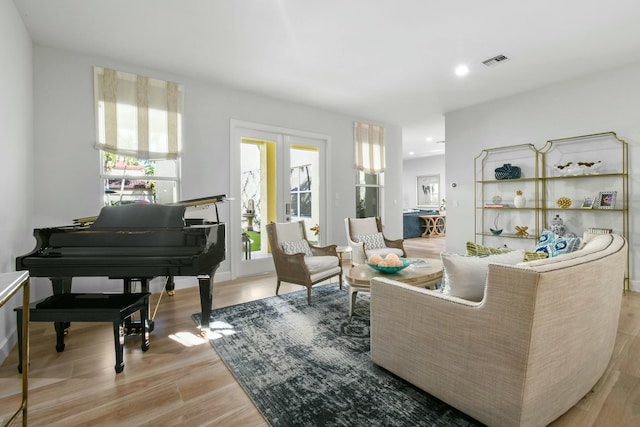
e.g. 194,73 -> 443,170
482,54 -> 510,67
435,140 -> 446,144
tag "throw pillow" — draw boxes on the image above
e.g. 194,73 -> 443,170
466,242 -> 511,257
281,239 -> 313,257
441,250 -> 525,302
466,241 -> 548,262
353,232 -> 386,250
535,231 -> 581,257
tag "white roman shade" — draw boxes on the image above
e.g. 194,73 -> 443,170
354,122 -> 385,173
94,67 -> 183,160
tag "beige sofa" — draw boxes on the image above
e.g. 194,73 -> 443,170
370,234 -> 627,426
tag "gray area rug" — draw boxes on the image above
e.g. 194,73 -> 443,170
193,283 -> 483,426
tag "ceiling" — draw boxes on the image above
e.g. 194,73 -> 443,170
13,0 -> 640,159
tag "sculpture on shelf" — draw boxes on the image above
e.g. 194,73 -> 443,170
490,213 -> 503,235
515,225 -> 529,237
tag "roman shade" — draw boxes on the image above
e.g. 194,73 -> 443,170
94,67 -> 183,160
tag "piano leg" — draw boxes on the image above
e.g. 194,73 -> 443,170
197,274 -> 213,331
50,277 -> 72,294
123,278 -> 154,333
50,277 -> 72,334
167,275 -> 176,296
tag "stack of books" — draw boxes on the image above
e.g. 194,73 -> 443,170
587,227 -> 613,234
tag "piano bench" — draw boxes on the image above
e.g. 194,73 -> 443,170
15,292 -> 150,374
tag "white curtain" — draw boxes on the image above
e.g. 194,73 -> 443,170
354,122 -> 385,173
94,67 -> 183,160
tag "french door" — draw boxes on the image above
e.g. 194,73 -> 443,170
230,120 -> 329,278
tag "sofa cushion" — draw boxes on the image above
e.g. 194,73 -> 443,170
441,250 -> 525,301
281,239 -> 313,257
354,232 -> 386,250
466,242 -> 548,261
534,231 -> 581,257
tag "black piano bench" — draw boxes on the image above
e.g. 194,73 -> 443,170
15,293 -> 150,374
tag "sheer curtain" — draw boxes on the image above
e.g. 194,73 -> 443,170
94,67 -> 183,160
354,122 -> 385,173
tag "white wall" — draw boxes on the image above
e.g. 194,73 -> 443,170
445,61 -> 640,290
402,155 -> 445,209
0,0 -> 34,361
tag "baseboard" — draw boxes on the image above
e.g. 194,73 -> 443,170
629,280 -> 640,293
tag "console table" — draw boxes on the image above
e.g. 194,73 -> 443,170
0,271 -> 30,426
419,214 -> 446,238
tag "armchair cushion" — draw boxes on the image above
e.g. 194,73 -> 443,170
441,250 -> 525,301
353,232 -> 386,250
281,239 -> 313,257
304,255 -> 340,275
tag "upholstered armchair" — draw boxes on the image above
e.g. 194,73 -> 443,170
344,217 -> 406,265
266,221 -> 342,304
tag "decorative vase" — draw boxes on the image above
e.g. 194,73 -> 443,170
513,190 -> 526,208
550,214 -> 566,236
494,163 -> 521,180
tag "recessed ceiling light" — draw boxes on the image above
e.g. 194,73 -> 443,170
409,151 -> 415,156
426,137 -> 433,142
455,64 -> 469,76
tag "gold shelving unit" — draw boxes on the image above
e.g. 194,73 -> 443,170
474,132 -> 629,290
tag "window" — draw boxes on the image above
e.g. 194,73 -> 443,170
101,153 -> 179,205
94,67 -> 183,205
356,171 -> 383,218
354,121 -> 385,218
290,165 -> 312,218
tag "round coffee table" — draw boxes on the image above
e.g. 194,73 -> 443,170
345,258 -> 443,321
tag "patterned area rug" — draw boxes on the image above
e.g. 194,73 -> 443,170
193,283 -> 483,427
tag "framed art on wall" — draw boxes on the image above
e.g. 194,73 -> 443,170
417,174 -> 440,207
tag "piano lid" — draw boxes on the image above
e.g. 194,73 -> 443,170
169,194 -> 226,208
73,194 -> 227,227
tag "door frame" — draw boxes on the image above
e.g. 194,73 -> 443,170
229,119 -> 332,279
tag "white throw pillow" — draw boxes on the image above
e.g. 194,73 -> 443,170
441,250 -> 525,302
353,232 -> 386,250
281,239 -> 313,257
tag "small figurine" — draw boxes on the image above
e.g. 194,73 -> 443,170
515,225 -> 529,237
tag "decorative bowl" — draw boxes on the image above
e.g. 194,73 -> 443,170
366,258 -> 411,274
490,228 -> 503,235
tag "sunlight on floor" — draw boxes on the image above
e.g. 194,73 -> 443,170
168,332 -> 208,347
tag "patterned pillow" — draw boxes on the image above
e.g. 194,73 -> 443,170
281,239 -> 313,256
353,232 -> 386,250
466,241 -> 548,261
535,231 -> 581,257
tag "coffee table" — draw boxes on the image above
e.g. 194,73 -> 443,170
345,257 -> 443,321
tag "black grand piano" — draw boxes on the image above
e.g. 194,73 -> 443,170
15,195 -> 226,330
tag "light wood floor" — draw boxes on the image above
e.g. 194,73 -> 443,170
1,237 -> 639,426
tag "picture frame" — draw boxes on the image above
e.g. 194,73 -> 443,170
580,197 -> 594,209
594,191 -> 617,209
417,174 -> 440,207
